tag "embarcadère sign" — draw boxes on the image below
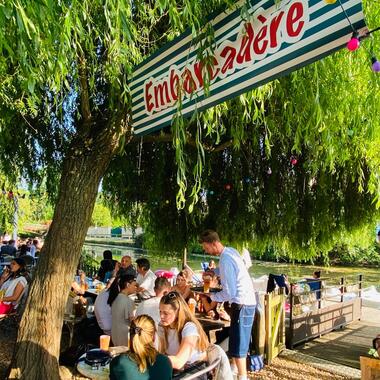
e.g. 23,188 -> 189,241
130,0 -> 366,135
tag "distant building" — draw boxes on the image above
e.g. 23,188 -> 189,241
86,226 -> 142,240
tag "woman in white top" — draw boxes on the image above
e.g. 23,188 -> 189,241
109,273 -> 137,346
0,258 -> 28,314
158,291 -> 209,370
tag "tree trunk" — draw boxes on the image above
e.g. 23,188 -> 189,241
7,118 -> 129,379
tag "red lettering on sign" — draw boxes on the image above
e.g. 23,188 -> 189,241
287,2 -> 304,37
170,69 -> 179,101
253,25 -> 268,55
142,0 -> 308,115
182,68 -> 196,94
237,23 -> 254,65
220,46 -> 236,74
154,82 -> 171,109
194,57 -> 220,87
145,81 -> 154,113
269,11 -> 285,48
194,61 -> 205,88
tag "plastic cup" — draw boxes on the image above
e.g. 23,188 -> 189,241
100,335 -> 110,351
188,298 -> 197,314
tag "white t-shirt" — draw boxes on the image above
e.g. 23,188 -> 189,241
1,276 -> 27,305
136,296 -> 161,325
94,289 -> 112,335
158,321 -> 203,364
136,270 -> 157,299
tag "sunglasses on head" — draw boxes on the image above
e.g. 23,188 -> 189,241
130,325 -> 143,336
163,291 -> 179,301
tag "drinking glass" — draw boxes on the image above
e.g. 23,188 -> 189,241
100,335 -> 110,351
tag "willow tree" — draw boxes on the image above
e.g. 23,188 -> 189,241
0,1 -> 379,378
103,3 -> 380,261
0,0 -> 234,378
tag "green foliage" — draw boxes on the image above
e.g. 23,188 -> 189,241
103,0 -> 380,262
91,202 -> 112,227
0,0 -> 235,200
0,0 -> 379,263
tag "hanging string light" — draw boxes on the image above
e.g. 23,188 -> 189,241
372,57 -> 380,73
347,32 -> 360,51
325,0 -> 380,72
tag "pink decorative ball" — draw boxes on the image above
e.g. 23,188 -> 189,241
347,37 -> 360,51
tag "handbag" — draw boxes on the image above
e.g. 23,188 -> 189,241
83,348 -> 112,369
247,354 -> 264,372
59,343 -> 96,366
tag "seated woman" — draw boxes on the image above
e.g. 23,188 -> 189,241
110,315 -> 172,380
199,272 -> 230,321
0,258 -> 28,314
172,271 -> 193,302
208,260 -> 216,271
109,273 -> 137,346
158,291 -> 209,370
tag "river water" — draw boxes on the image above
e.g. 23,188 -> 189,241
83,244 -> 379,289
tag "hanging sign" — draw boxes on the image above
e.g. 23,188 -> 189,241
130,0 -> 366,135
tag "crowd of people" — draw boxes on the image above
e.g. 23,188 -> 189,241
68,229 -> 257,380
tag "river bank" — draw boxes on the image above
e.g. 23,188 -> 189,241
83,242 -> 380,288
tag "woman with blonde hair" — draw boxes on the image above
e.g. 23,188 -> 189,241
159,291 -> 209,370
110,315 -> 172,380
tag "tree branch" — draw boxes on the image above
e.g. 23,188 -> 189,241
78,56 -> 92,124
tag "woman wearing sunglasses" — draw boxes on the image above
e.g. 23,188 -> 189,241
0,258 -> 28,314
110,315 -> 172,380
158,291 -> 209,371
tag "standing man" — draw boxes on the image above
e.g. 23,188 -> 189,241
199,230 -> 255,380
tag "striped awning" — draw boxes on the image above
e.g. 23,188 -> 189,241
130,0 -> 366,136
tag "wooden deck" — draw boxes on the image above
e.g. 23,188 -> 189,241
295,307 -> 379,369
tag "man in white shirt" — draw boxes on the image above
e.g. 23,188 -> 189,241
94,288 -> 112,335
136,258 -> 157,299
199,230 -> 256,380
136,277 -> 171,325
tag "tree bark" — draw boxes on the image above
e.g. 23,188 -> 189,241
7,116 -> 130,379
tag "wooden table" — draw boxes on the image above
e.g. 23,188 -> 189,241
196,314 -> 228,343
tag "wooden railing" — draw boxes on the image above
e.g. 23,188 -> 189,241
264,289 -> 286,364
287,274 -> 362,348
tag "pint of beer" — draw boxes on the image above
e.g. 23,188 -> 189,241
188,298 -> 197,314
203,275 -> 211,293
100,335 -> 110,351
